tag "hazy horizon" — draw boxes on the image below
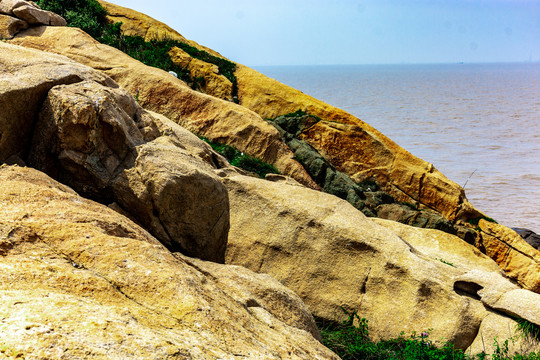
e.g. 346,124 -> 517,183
109,0 -> 540,67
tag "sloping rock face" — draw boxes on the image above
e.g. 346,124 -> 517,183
169,46 -> 234,101
27,79 -> 230,262
0,165 -> 338,359
87,1 -> 481,229
234,65 -> 483,224
11,25 -> 318,190
223,173 -> 540,353
478,220 -> 540,293
98,0 -> 222,58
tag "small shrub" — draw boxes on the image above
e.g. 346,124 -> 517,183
36,0 -> 237,96
199,136 -> 279,178
284,109 -> 308,117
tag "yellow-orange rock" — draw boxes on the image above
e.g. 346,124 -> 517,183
0,13 -> 27,39
0,165 -> 337,359
223,172 -> 540,352
11,26 -> 318,189
235,64 -> 483,223
96,0 -> 483,224
98,0 -> 224,58
169,46 -> 233,101
478,220 -> 540,293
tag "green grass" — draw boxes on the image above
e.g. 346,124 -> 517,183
513,317 -> 540,342
199,137 -> 279,178
35,0 -> 238,98
317,309 -> 540,360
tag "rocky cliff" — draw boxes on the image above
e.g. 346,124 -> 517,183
1,0 -> 540,358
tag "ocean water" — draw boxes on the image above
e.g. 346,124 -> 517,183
256,63 -> 540,233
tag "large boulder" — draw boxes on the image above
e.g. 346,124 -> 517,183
11,25 -> 319,189
0,165 -> 337,359
0,0 -> 65,25
478,220 -> 540,293
223,173 -> 540,353
0,41 -> 114,162
28,79 -> 230,262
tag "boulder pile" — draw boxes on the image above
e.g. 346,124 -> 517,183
2,1 -> 540,358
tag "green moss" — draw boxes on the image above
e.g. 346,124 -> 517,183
468,216 -> 498,226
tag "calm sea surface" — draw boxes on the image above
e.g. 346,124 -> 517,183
256,63 -> 540,233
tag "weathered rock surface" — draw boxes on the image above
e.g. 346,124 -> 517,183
270,113 -> 467,236
28,79 -> 230,262
235,64 -> 483,224
169,46 -> 234,101
513,227 -> 540,250
0,13 -> 27,39
478,220 -> 540,293
223,173 -> 540,352
11,25 -> 318,189
468,313 -> 540,356
0,165 -> 337,359
0,0 -> 65,25
98,0 -> 224,58
0,41 -> 114,162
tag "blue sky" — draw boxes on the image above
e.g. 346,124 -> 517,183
109,0 -> 540,66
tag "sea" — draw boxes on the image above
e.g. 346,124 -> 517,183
255,63 -> 540,233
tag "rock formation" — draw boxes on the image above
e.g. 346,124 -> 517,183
2,1 -> 540,358
0,165 -> 337,359
10,25 -> 319,190
478,221 -> 540,293
222,172 -> 540,352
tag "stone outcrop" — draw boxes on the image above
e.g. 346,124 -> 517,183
223,172 -> 540,352
92,0 -> 484,230
28,79 -> 230,262
269,112 -> 474,238
0,0 -> 65,26
0,13 -> 27,39
169,46 -> 234,101
514,228 -> 540,250
0,41 -> 115,162
4,3 -> 540,358
478,220 -> 540,293
98,0 -> 223,58
11,25 -> 319,190
0,165 -> 337,359
234,64 -> 483,224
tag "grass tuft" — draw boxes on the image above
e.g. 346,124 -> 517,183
317,308 -> 540,360
199,136 -> 279,178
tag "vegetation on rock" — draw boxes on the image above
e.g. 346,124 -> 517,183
200,136 -> 279,178
36,0 -> 238,96
268,110 -> 462,236
317,310 -> 540,360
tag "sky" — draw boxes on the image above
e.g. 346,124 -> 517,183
109,0 -> 540,66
